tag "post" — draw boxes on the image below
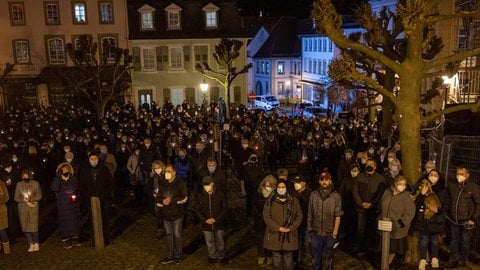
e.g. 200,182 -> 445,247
91,196 -> 104,250
378,218 -> 392,270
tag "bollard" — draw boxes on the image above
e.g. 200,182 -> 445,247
378,218 -> 392,270
91,196 -> 104,250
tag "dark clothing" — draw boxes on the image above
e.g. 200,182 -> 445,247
291,187 -> 311,228
50,176 -> 80,239
138,145 -> 161,171
156,177 -> 188,221
194,188 -> 227,231
447,179 -> 480,224
352,172 -> 386,211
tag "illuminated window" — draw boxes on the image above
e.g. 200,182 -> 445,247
14,40 -> 30,63
10,2 -> 26,25
165,4 -> 182,30
141,47 -> 156,71
169,47 -> 183,70
138,4 -> 155,31
48,38 -> 65,65
99,2 -> 114,24
73,2 -> 87,24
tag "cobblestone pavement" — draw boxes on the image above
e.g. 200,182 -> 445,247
0,174 -> 374,270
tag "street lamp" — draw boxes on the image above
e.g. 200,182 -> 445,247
200,79 -> 209,101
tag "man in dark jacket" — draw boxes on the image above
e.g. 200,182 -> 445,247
156,163 -> 188,265
446,166 -> 480,268
77,152 -> 114,245
291,175 -> 312,267
195,176 -> 228,265
352,159 -> 385,246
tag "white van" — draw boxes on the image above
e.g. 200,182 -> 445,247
253,95 -> 280,111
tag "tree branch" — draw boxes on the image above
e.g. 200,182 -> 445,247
428,9 -> 480,24
426,47 -> 480,70
424,99 -> 480,122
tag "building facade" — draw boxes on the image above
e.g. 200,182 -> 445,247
127,0 -> 250,108
0,0 -> 129,110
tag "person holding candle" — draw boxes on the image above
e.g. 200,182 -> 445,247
14,169 -> 42,252
51,162 -> 81,249
0,178 -> 10,254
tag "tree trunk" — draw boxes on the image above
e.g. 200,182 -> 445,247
225,85 -> 230,121
381,69 -> 397,146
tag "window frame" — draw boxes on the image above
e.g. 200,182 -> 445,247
138,4 -> 156,31
169,46 -> 184,71
13,39 -> 30,64
99,35 -> 118,64
205,11 -> 217,28
98,1 -> 114,24
277,62 -> 285,75
72,1 -> 88,25
140,46 -> 157,72
165,4 -> 182,31
46,36 -> 66,65
9,2 -> 26,26
44,1 -> 60,25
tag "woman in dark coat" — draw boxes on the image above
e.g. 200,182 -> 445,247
51,162 -> 80,249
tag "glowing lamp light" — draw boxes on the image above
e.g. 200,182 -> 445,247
200,80 -> 209,92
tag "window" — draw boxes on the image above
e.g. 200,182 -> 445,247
277,62 -> 284,74
72,2 -> 87,24
313,39 -> 317,51
169,47 -> 183,70
313,60 -> 317,74
101,37 -> 117,64
194,45 -> 208,66
266,62 -> 270,75
73,35 -> 92,63
9,2 -> 26,25
138,4 -> 155,31
202,3 -> 219,28
328,39 -> 333,52
99,1 -> 114,24
141,47 -> 156,71
14,40 -> 30,63
47,38 -> 65,65
44,2 -> 60,25
322,38 -> 327,52
165,4 -> 182,30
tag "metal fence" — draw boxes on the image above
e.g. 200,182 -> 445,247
428,135 -> 480,250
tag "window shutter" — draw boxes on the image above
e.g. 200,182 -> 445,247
183,46 -> 190,66
156,46 -> 162,71
132,47 -> 141,71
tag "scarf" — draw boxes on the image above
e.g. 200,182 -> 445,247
266,192 -> 295,244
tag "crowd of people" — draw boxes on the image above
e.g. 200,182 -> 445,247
0,100 -> 478,270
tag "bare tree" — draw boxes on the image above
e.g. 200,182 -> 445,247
195,38 -> 252,120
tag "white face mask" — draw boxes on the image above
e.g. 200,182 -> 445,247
242,144 -> 249,149
277,188 -> 287,196
387,157 -> 394,163
351,171 -> 359,178
262,186 -> 273,198
66,158 -> 73,163
61,175 -> 69,181
165,172 -> 173,181
396,185 -> 406,193
457,175 -> 467,183
154,168 -> 162,175
203,185 -> 213,193
390,166 -> 399,172
345,154 -> 352,160
428,176 -> 439,185
294,183 -> 302,191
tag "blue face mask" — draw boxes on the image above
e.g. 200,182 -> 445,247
208,166 -> 216,173
179,155 -> 185,159
100,150 -> 108,154
196,148 -> 202,153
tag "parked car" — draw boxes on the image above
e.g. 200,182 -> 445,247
336,111 -> 354,123
253,95 -> 280,111
303,106 -> 328,119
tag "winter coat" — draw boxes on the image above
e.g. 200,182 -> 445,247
353,172 -> 386,212
14,180 -> 42,232
156,177 -> 188,221
263,194 -> 303,251
307,188 -> 343,235
447,179 -> 480,223
77,162 -> 114,204
378,187 -> 415,239
0,180 -> 8,229
195,188 -> 227,231
413,182 -> 448,235
51,175 -> 80,239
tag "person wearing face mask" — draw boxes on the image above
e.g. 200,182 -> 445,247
338,163 -> 360,248
138,138 -> 162,204
190,142 -> 209,194
263,179 -> 302,270
244,154 -> 264,216
156,164 -> 188,265
383,158 -> 403,187
337,148 -> 355,191
14,169 -> 42,252
0,161 -> 21,241
0,176 -> 10,254
200,158 -> 227,197
234,139 -> 254,197
290,175 -> 312,267
412,177 -> 447,270
114,143 -> 131,200
352,159 -> 386,248
77,152 -> 114,246
127,148 -> 143,204
173,149 -> 192,190
253,175 -> 277,266
378,175 -> 415,267
445,166 -> 480,268
147,160 -> 166,239
50,163 -> 81,249
308,172 -> 343,270
194,176 -> 228,265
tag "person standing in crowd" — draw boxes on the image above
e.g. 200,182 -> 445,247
115,142 -> 131,200
14,169 -> 42,252
412,177 -> 447,270
337,148 -> 355,190
147,160 -> 166,239
263,179 -> 302,270
200,157 -> 227,196
233,139 -> 254,197
157,164 -> 188,265
0,178 -> 10,254
195,176 -> 228,265
308,171 -> 343,270
191,142 -> 209,194
254,175 -> 277,266
290,175 -> 312,267
446,166 -> 480,268
338,163 -> 360,247
127,148 -> 142,204
352,159 -> 386,247
50,162 -> 81,249
378,175 -> 415,267
244,153 -> 264,217
77,152 -> 114,246
139,138 -> 162,202
0,161 -> 21,241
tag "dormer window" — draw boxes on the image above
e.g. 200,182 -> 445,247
202,3 -> 219,29
165,3 -> 182,30
138,4 -> 156,31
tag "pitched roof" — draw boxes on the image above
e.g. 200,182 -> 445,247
253,16 -> 315,58
128,0 -> 250,40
